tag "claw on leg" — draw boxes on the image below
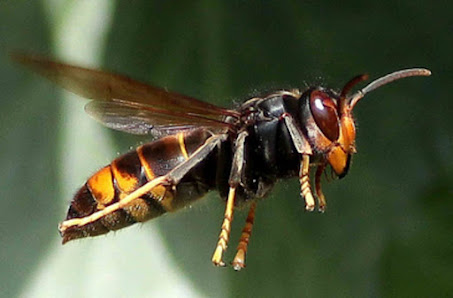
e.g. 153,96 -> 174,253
232,201 -> 257,271
211,186 -> 236,267
300,154 -> 315,211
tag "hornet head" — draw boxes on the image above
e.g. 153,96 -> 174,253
300,68 -> 431,177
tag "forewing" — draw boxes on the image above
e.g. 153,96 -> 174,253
12,53 -> 239,120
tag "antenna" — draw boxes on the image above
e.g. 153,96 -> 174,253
347,68 -> 431,109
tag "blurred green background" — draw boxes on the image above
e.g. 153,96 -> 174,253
1,1 -> 452,297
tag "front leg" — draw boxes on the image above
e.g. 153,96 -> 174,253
299,154 -> 316,211
281,113 -> 320,211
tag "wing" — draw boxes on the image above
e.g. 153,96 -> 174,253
85,100 -> 234,136
12,53 -> 239,135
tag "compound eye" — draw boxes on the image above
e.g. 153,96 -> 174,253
309,90 -> 340,141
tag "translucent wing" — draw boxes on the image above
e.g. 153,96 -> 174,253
85,100 -> 233,136
12,53 -> 239,135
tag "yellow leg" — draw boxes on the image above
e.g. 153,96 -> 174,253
59,176 -> 168,233
300,154 -> 315,211
211,186 -> 236,267
232,201 -> 257,271
315,164 -> 327,212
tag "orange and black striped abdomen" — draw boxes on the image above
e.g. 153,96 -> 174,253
61,129 -> 216,243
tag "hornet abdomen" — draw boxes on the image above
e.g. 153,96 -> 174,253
61,129 -> 216,243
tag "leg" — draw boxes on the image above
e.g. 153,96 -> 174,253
300,154 -> 316,211
59,134 -> 227,233
315,163 -> 327,212
282,113 -> 317,211
211,131 -> 248,267
232,201 -> 257,271
59,175 -> 169,233
281,113 -> 312,155
211,186 -> 236,267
